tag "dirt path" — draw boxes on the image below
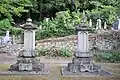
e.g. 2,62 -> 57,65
48,65 -> 61,80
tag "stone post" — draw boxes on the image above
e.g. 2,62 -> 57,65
96,20 -> 99,30
118,19 -> 120,30
104,22 -> 107,30
2,31 -> 11,45
6,31 -> 9,36
12,35 -> 16,44
96,19 -> 102,32
89,19 -> 92,28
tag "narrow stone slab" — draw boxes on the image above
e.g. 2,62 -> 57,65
61,66 -> 112,77
0,70 -> 49,75
0,64 -> 49,75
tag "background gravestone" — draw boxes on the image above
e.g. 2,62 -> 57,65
0,31 -> 12,45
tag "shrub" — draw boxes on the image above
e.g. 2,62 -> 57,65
36,47 -> 50,56
36,46 -> 72,57
0,19 -> 23,36
59,47 -> 72,57
87,5 -> 117,28
94,52 -> 120,62
36,10 -> 82,40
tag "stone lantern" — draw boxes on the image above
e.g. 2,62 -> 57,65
66,18 -> 96,73
9,18 -> 49,74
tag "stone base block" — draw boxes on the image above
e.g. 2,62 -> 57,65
5,64 -> 49,75
0,70 -> 49,75
17,58 -> 40,64
61,66 -> 112,76
18,50 -> 37,58
72,57 -> 93,65
9,63 -> 49,72
69,57 -> 99,72
74,52 -> 92,58
67,62 -> 100,72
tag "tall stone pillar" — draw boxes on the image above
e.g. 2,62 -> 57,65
24,30 -> 35,51
118,19 -> 120,30
9,18 -> 49,74
96,19 -> 102,33
104,22 -> 107,30
89,19 -> 92,28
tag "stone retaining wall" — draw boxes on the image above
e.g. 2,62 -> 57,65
1,30 -> 119,56
94,30 -> 120,51
36,30 -> 120,52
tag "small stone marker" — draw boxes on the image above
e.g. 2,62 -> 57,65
112,18 -> 120,30
0,31 -> 12,45
118,18 -> 120,30
104,22 -> 107,30
89,19 -> 92,28
96,19 -> 102,33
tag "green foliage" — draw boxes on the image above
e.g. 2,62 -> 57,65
37,47 -> 63,57
0,0 -> 120,37
60,47 -> 72,57
36,47 -> 50,56
0,0 -> 31,20
87,5 -> 117,27
36,47 -> 72,57
94,52 -> 120,62
36,10 -> 82,39
0,19 -> 23,35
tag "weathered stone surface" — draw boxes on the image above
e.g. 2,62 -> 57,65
36,30 -> 120,52
61,66 -> 112,76
0,70 -> 49,75
19,63 -> 32,71
9,59 -> 46,72
18,50 -> 36,57
68,57 -> 96,72
9,63 -> 19,71
74,52 -> 92,57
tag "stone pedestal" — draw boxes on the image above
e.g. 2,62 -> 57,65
8,18 -> 49,75
67,57 -> 100,73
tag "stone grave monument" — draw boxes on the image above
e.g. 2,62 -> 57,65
62,13 -> 112,76
1,31 -> 12,45
96,19 -> 102,31
89,19 -> 92,28
0,18 -> 49,75
104,22 -> 107,30
112,18 -> 120,30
